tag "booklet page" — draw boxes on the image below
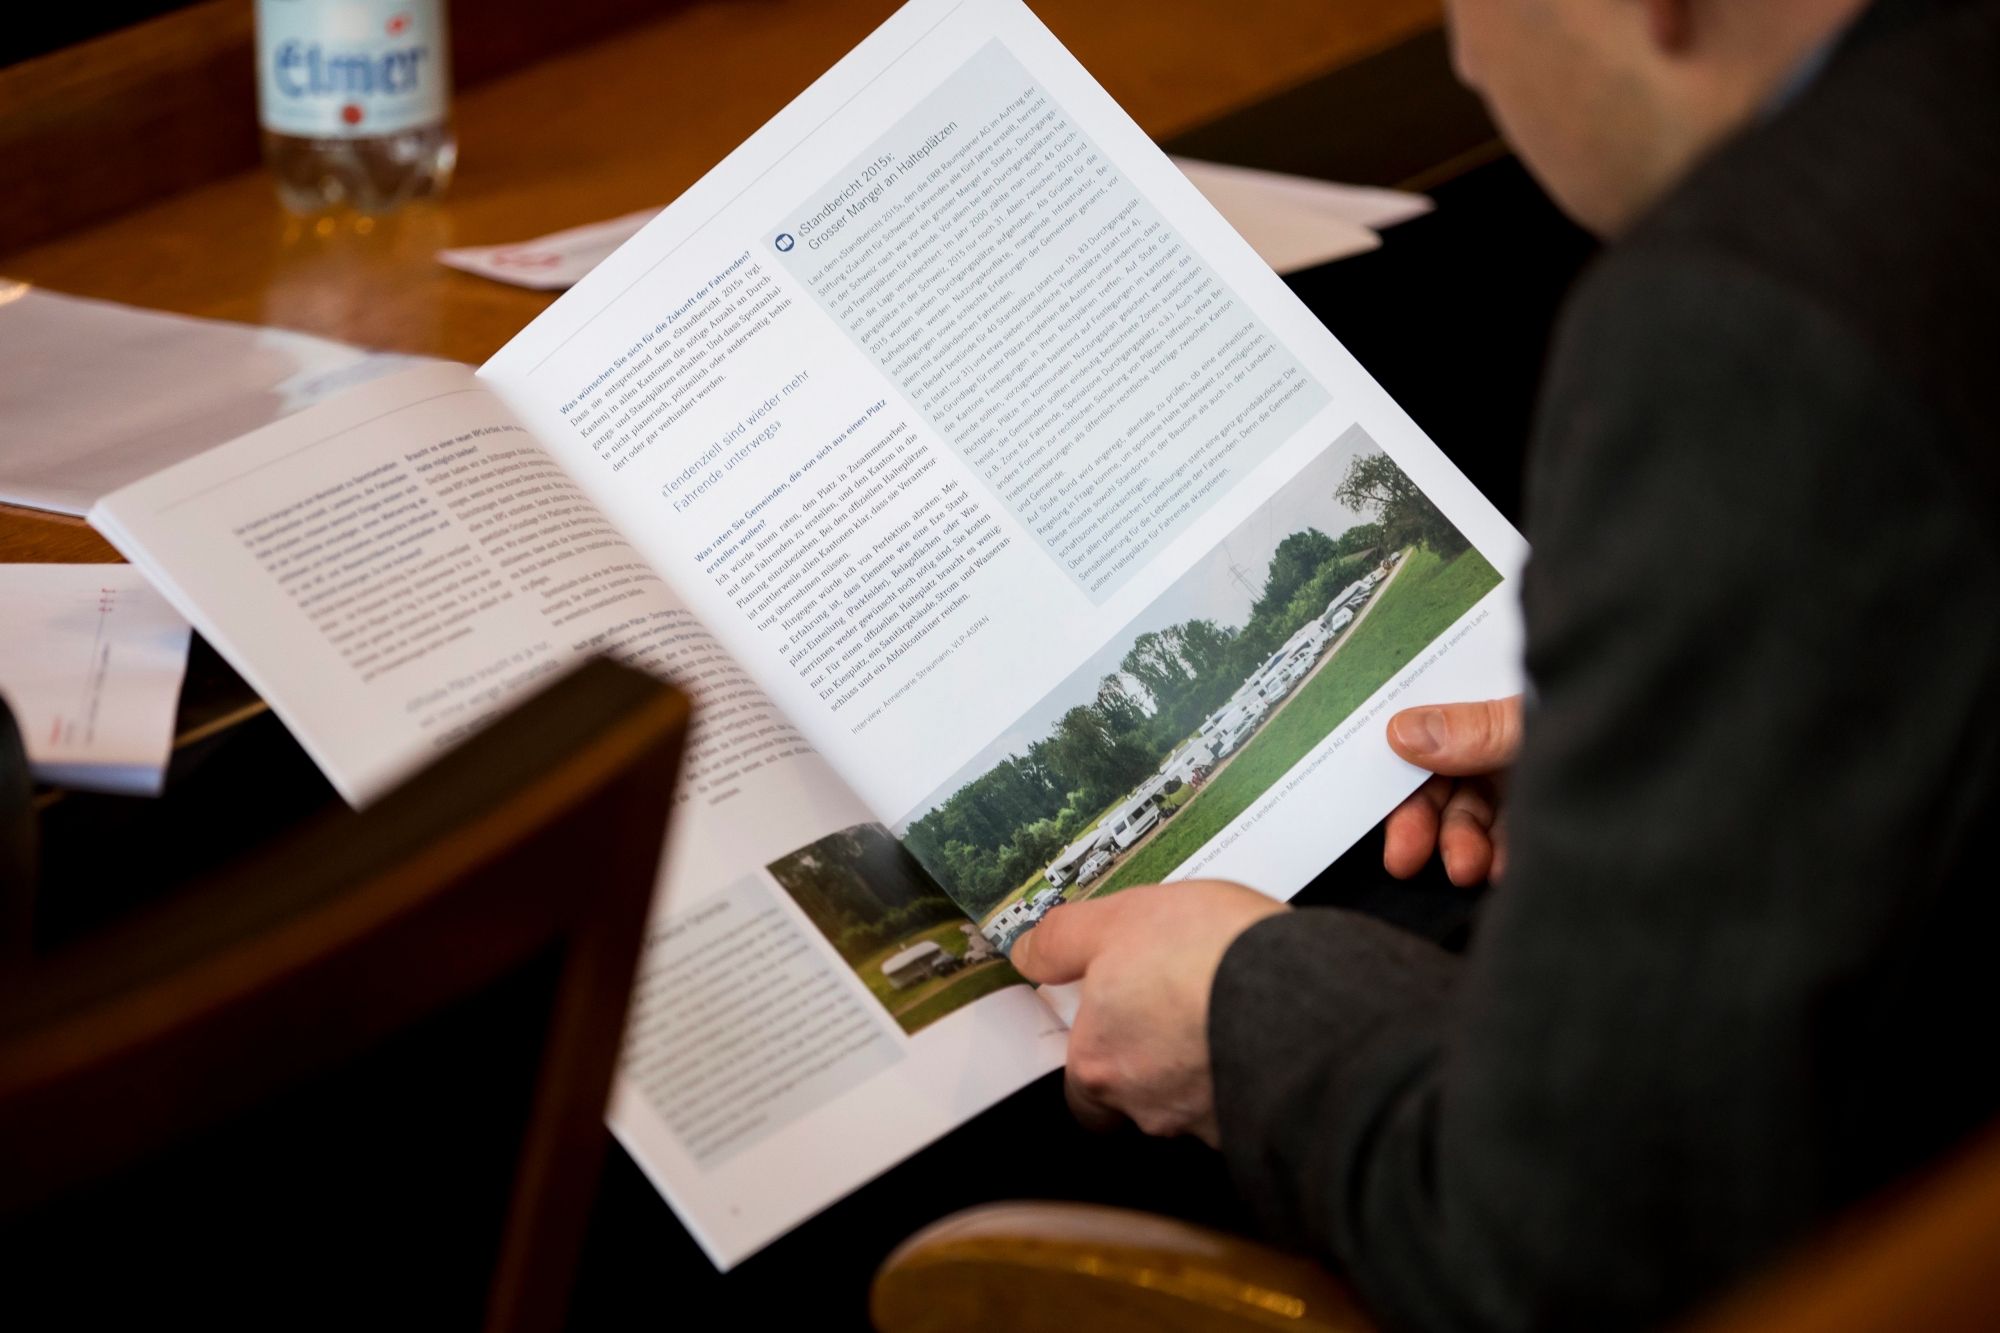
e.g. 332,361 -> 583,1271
480,0 -> 1526,922
89,361 -> 1065,1267
0,563 -> 191,794
92,362 -> 796,805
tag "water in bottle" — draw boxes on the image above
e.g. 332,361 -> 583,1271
255,0 -> 458,215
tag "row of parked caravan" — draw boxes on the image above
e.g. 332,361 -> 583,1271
991,553 -> 1402,949
990,773 -> 1177,946
1180,555 -> 1396,775
982,881 -> 1071,950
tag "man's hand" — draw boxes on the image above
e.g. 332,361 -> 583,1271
1010,880 -> 1287,1145
1383,696 -> 1524,886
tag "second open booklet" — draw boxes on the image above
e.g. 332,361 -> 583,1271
91,0 -> 1526,1268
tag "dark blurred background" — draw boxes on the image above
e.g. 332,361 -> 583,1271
5,2 -> 199,66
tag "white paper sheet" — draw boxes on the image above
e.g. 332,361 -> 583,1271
436,208 -> 664,290
0,564 -> 191,794
1172,158 -> 1435,230
434,163 -> 1429,292
1171,158 -> 1434,273
0,283 -> 427,515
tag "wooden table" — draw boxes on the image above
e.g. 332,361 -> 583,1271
0,0 -> 1442,564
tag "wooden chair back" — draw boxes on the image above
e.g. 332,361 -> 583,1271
874,1112 -> 2000,1333
871,1200 -> 1378,1333
1682,1117 -> 2000,1333
0,695 -> 32,966
0,658 -> 686,1333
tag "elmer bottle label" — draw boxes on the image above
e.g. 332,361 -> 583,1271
255,0 -> 451,138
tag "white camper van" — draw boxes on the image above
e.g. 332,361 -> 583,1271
1105,798 -> 1160,851
983,899 -> 1037,949
1163,735 -> 1217,785
1264,625 -> 1327,696
1265,652 -> 1312,699
1212,699 -> 1267,758
1042,838 -> 1092,890
1253,668 -> 1295,706
1044,823 -> 1119,888
1329,579 -> 1369,612
881,940 -> 957,990
1200,694 -> 1263,756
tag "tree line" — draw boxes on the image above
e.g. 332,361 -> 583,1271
767,823 -> 966,965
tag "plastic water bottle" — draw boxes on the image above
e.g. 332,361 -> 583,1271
255,0 -> 458,215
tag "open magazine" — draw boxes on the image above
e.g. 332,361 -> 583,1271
89,0 -> 1526,1269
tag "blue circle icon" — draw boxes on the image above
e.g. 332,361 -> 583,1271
774,233 -> 795,252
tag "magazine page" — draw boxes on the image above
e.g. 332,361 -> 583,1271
88,360 -> 1066,1267
90,361 -> 718,805
479,0 -> 1527,922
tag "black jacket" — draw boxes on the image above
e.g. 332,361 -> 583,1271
1207,4 -> 2000,1330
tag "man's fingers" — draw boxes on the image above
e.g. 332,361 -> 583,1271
1009,900 -> 1109,984
1064,1068 -> 1129,1133
1387,696 -> 1525,776
1438,780 -> 1498,886
1384,695 -> 1520,883
1383,774 -> 1451,879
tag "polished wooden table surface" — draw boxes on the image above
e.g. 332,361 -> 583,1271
3,0 -> 1442,362
1,0 -> 1442,560
1,0 -> 1440,562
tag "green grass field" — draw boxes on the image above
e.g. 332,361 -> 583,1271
854,918 -> 1025,1034
895,962 -> 1029,1032
1094,545 -> 1503,895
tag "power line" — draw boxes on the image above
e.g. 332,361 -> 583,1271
1221,539 -> 1258,598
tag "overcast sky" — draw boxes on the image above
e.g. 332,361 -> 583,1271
895,424 -> 1379,829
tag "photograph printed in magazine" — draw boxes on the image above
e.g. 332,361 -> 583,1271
92,0 -> 1526,1269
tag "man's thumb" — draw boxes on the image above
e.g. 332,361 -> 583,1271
1387,696 -> 1523,775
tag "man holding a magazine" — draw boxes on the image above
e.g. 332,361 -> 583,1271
1013,0 -> 2000,1330
88,0 -> 1993,1299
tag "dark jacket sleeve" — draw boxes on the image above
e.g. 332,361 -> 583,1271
1209,249 -> 2000,1333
